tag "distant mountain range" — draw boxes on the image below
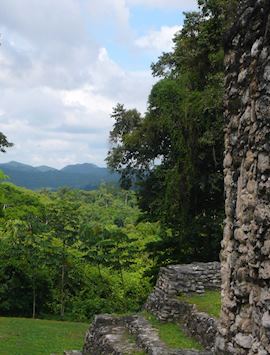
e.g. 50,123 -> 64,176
0,161 -> 119,190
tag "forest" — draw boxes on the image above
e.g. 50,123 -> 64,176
0,182 -> 161,320
0,0 -> 237,322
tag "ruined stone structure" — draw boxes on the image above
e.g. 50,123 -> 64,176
82,314 -> 212,355
145,262 -> 220,350
77,262 -> 220,354
215,1 -> 270,354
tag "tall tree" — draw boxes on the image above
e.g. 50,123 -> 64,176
46,200 -> 79,319
106,0 -> 237,265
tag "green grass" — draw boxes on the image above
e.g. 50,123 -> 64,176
0,317 -> 89,355
142,312 -> 202,350
178,290 -> 221,318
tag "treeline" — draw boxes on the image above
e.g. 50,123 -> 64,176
0,183 -> 159,320
107,0 -> 237,266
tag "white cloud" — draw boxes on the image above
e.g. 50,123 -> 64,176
87,0 -> 133,42
0,0 -> 193,169
135,25 -> 181,52
127,0 -> 197,10
0,42 -> 154,167
0,0 -> 85,45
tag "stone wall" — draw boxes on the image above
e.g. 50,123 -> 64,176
82,314 -> 212,355
148,263 -> 220,298
145,262 -> 220,321
216,1 -> 270,354
144,262 -> 220,350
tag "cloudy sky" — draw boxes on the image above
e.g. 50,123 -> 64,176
0,0 -> 197,168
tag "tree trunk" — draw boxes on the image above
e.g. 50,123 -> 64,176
60,261 -> 65,319
32,278 -> 36,319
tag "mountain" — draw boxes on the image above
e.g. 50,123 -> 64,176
61,163 -> 99,174
4,161 -> 37,172
36,165 -> 58,172
0,161 -> 119,190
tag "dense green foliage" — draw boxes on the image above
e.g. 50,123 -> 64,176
107,0 -> 237,267
0,183 -> 159,320
0,317 -> 88,355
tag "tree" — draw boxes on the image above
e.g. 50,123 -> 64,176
46,199 -> 79,319
106,0 -> 238,265
0,218 -> 51,318
106,104 -> 143,189
0,132 -> 13,153
0,132 -> 13,180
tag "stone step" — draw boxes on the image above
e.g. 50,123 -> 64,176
125,315 -> 169,355
83,315 -> 144,355
81,313 -> 213,355
125,315 -> 212,355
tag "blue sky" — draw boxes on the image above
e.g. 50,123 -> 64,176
0,0 -> 197,168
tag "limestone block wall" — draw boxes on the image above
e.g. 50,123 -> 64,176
145,262 -> 220,321
150,262 -> 220,297
216,1 -> 270,354
144,262 -> 221,350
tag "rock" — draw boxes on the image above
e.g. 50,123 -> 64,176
262,312 -> 270,329
258,153 -> 270,173
251,38 -> 263,57
235,333 -> 253,349
224,153 -> 233,168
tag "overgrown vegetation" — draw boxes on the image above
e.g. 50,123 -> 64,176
0,183 -> 159,321
107,0 -> 237,268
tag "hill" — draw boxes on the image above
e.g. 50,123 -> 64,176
0,161 -> 119,190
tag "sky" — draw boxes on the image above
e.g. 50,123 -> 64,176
0,0 -> 197,168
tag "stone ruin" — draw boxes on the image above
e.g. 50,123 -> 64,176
77,262 -> 220,355
215,0 -> 270,354
145,262 -> 221,350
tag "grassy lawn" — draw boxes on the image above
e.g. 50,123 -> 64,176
0,317 -> 89,355
142,312 -> 202,350
178,290 -> 221,318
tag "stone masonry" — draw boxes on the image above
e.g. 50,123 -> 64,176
215,1 -> 270,354
82,314 -> 212,355
145,262 -> 220,350
79,262 -> 220,354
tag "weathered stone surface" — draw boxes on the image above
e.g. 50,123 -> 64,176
216,0 -> 270,354
80,262 -> 222,354
144,262 -> 220,350
82,315 -> 141,355
125,315 -> 170,354
82,313 -> 212,355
